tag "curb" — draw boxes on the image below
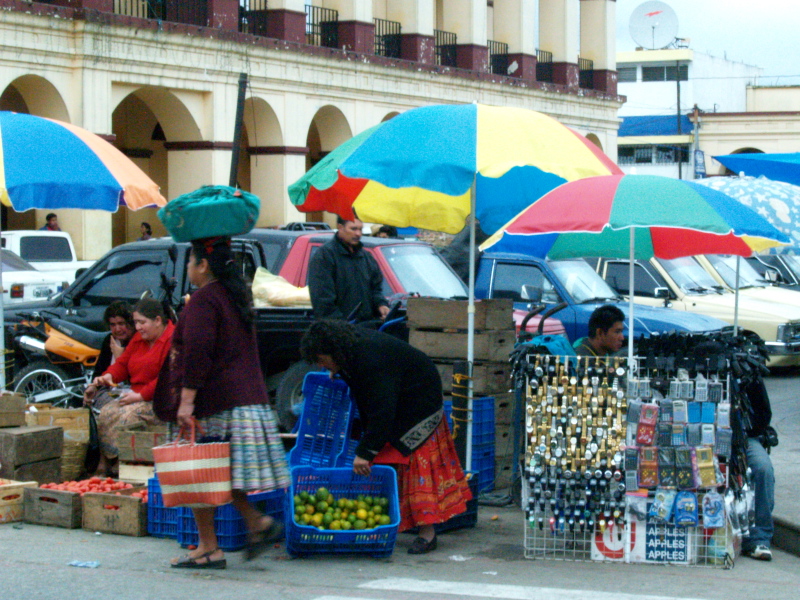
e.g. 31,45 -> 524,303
774,516 -> 800,557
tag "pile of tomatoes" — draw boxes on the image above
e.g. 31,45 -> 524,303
40,477 -> 135,497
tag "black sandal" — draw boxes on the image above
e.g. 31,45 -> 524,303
408,535 -> 438,555
171,548 -> 226,570
245,520 -> 284,561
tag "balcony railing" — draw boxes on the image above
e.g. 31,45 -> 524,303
536,49 -> 553,82
487,40 -> 509,75
239,0 -> 269,36
434,29 -> 457,67
306,5 -> 338,49
373,18 -> 401,58
114,0 -> 166,20
578,57 -> 594,89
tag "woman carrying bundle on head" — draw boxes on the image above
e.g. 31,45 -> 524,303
157,236 -> 289,570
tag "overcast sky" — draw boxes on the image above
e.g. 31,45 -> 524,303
615,0 -> 800,85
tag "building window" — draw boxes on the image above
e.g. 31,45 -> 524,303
642,66 -> 665,82
641,65 -> 688,82
619,145 -> 690,165
666,64 -> 688,81
617,67 -> 637,82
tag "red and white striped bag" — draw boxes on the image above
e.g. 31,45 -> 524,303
153,421 -> 233,508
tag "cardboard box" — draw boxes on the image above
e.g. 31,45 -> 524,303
407,298 -> 514,331
410,329 -> 515,362
82,487 -> 148,536
0,479 -> 37,523
26,406 -> 90,443
0,392 -> 26,428
435,362 -> 513,396
23,486 -> 82,528
0,426 -> 63,479
116,425 -> 169,464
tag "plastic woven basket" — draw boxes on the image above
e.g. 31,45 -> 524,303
147,477 -> 180,539
287,373 -> 358,469
177,489 -> 286,551
285,466 -> 399,558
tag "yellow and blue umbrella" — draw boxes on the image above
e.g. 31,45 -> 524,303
0,111 -> 166,212
289,103 -> 621,235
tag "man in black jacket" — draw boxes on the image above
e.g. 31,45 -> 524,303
308,216 -> 389,322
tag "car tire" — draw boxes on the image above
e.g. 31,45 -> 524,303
275,361 -> 316,432
13,361 -> 71,403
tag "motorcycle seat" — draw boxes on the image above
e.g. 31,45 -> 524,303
49,318 -> 108,350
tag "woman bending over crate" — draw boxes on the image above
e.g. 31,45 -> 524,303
300,319 -> 472,554
154,237 -> 290,569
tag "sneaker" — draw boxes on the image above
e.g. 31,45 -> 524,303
743,545 -> 772,561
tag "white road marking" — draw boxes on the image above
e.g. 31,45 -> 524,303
359,578 -> 710,600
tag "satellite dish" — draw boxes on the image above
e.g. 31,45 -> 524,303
629,1 -> 679,50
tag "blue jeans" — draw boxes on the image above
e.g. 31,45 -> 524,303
743,437 -> 775,550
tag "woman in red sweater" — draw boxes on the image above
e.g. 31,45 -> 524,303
84,297 -> 174,476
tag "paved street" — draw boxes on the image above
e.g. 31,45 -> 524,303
2,370 -> 797,600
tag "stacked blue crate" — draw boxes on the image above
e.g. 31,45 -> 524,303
443,395 -> 495,492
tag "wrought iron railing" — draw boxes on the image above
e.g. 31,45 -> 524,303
113,0 -> 166,20
487,40 -> 509,75
306,5 -> 338,48
239,0 -> 269,36
373,18 -> 401,58
536,49 -> 553,82
434,29 -> 457,67
578,57 -> 594,89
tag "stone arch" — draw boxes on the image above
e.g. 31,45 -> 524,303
585,133 -> 603,151
110,87 -> 203,244
305,105 -> 353,225
243,97 -> 286,226
382,111 -> 400,122
0,75 -> 70,122
719,147 -> 765,176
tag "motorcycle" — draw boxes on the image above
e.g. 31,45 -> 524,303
10,310 -> 107,407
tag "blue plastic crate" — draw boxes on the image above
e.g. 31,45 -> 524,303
177,489 -> 286,551
443,396 -> 494,446
287,373 -> 357,469
147,477 -> 180,539
285,466 -> 399,558
472,444 -> 495,493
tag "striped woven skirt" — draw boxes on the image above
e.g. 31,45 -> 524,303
171,404 -> 290,492
394,419 -> 472,532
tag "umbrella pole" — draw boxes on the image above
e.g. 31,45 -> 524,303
628,228 -> 635,367
733,256 -> 741,337
466,177 -> 476,473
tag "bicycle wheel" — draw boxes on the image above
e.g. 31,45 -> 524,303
13,361 -> 71,404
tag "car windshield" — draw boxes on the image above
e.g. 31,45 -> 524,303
705,255 -> 769,289
657,257 -> 723,294
782,254 -> 800,281
550,259 -> 620,303
1,249 -> 37,272
378,244 -> 468,299
18,235 -> 73,262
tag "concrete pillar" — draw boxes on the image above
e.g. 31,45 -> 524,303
580,0 -> 617,94
391,0 -> 435,64
441,0 -> 488,71
265,0 -> 306,43
207,0 -> 240,30
248,147 -> 308,227
325,0 -> 374,53
493,0 -> 538,80
539,0 -> 579,88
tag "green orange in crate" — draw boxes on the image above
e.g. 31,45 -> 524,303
293,486 -> 393,531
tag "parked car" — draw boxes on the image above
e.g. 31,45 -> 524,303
696,254 -> 800,306
1,230 -> 94,284
590,256 -> 800,367
0,249 -> 64,304
747,252 -> 800,289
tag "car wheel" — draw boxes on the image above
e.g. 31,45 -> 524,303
275,361 -> 316,432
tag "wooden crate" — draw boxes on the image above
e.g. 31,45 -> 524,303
0,392 -> 26,428
118,463 -> 155,485
494,456 -> 516,490
493,392 -> 515,425
0,426 -> 63,481
23,486 -> 82,528
494,423 -> 515,458
435,361 -> 513,396
410,329 -> 515,362
26,406 -> 90,443
116,425 -> 169,464
0,479 -> 37,523
407,298 -> 514,331
82,487 -> 148,536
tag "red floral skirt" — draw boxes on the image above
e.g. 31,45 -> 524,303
392,419 -> 472,532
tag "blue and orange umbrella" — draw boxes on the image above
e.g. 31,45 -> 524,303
289,103 -> 621,235
0,111 -> 166,212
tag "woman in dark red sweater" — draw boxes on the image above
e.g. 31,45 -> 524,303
160,237 -> 289,570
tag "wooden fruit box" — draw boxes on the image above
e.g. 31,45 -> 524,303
0,479 -> 37,524
25,405 -> 90,443
23,486 -> 82,528
434,361 -> 513,396
82,487 -> 148,537
410,329 -> 515,362
0,392 -> 26,428
116,425 -> 169,464
407,298 -> 514,331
